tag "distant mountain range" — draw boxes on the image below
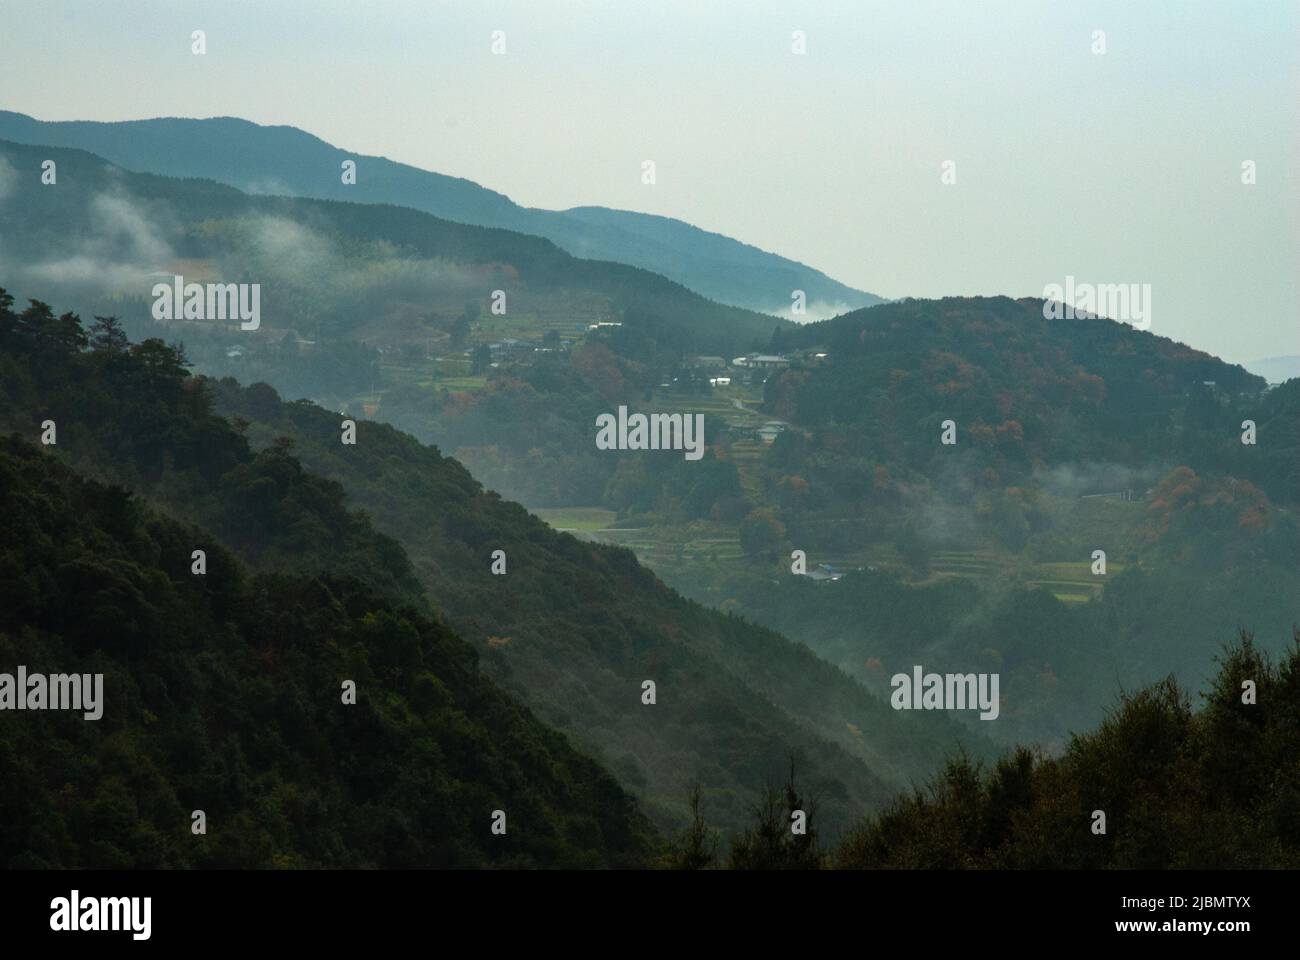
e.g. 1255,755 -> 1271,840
0,110 -> 885,318
1244,355 -> 1300,384
0,137 -> 786,356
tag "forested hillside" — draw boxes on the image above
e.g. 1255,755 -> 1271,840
0,435 -> 654,868
703,557 -> 1300,751
0,137 -> 786,358
767,296 -> 1288,502
0,289 -> 985,840
207,374 -> 994,831
834,632 -> 1300,869
4,142 -> 1294,866
645,631 -> 1300,869
346,294 -> 1298,753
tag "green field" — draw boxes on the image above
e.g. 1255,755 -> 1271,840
438,375 -> 488,391
531,507 -> 618,532
583,518 -> 1133,607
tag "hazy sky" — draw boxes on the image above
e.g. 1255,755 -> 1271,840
1,0 -> 1296,362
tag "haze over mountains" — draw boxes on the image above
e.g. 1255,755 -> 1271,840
9,288 -> 1294,871
1,101 -> 1297,872
0,282 -> 986,844
0,111 -> 885,320
1245,355 -> 1300,385
0,132 -> 979,842
0,137 -> 786,357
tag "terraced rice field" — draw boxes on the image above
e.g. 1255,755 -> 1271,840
926,551 -> 1124,603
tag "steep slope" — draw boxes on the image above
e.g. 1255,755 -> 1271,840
0,434 -> 655,868
0,110 -> 885,316
209,377 -> 989,828
0,290 -> 986,839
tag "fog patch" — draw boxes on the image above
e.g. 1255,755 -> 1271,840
243,213 -> 484,298
770,299 -> 858,323
88,193 -> 173,263
1035,462 -> 1162,498
241,176 -> 296,196
0,190 -> 176,296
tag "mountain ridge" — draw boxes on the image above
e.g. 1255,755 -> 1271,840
0,135 -> 787,357
0,109 -> 885,317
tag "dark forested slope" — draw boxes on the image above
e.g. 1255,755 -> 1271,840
0,289 -> 983,840
0,435 -> 654,868
835,631 -> 1300,869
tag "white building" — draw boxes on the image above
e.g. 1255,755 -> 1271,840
731,353 -> 791,370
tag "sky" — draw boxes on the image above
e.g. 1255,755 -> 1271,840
0,0 -> 1296,362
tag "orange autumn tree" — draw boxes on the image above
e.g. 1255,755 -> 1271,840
1144,467 -> 1274,560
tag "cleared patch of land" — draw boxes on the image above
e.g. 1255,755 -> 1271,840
531,506 -> 618,532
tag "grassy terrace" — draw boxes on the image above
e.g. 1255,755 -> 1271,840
531,501 -> 1138,606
